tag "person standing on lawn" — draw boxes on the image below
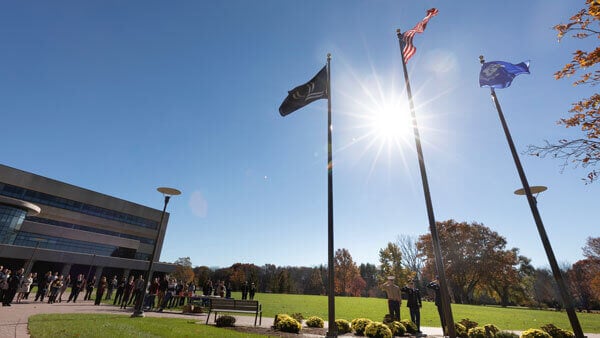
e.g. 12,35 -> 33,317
402,280 -> 423,334
381,276 -> 401,321
67,274 -> 84,303
427,277 -> 446,333
95,276 -> 108,305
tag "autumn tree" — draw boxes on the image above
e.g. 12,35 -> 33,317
172,257 -> 194,283
568,236 -> 600,310
379,242 -> 412,285
527,0 -> 600,183
334,248 -> 363,296
417,220 -> 520,304
194,266 -> 212,288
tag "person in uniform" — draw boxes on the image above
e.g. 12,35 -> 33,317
381,276 -> 401,321
402,280 -> 423,334
427,277 -> 446,334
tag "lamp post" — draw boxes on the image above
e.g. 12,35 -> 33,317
132,187 -> 180,318
513,185 -> 585,338
24,237 -> 47,277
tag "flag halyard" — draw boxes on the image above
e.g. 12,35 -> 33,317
279,66 -> 328,116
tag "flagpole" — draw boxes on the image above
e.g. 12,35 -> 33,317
325,53 -> 338,338
397,30 -> 456,338
480,56 -> 584,338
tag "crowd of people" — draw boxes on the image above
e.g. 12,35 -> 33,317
0,265 -> 257,313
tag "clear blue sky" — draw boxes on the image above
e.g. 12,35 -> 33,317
1,1 -> 596,269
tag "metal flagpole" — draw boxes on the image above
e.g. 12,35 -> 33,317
480,56 -> 584,338
397,30 -> 456,338
325,53 -> 338,338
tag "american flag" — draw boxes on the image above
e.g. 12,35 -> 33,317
402,8 -> 439,62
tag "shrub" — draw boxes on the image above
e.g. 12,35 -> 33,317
455,322 -> 468,338
385,321 -> 406,337
306,316 -> 324,328
275,316 -> 302,334
400,319 -> 418,334
460,318 -> 479,331
496,331 -> 519,338
468,327 -> 487,338
291,312 -> 304,324
520,329 -> 551,338
365,321 -> 393,338
540,324 -> 575,338
484,324 -> 500,337
273,313 -> 292,328
215,315 -> 236,327
336,319 -> 352,334
352,318 -> 374,336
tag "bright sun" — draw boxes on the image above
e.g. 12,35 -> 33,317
368,102 -> 413,146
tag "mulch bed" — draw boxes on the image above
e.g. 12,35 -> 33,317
225,325 -> 337,337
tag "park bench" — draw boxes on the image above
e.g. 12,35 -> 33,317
205,298 -> 262,326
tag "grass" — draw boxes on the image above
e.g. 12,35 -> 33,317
28,313 -> 266,337
230,292 -> 600,333
28,288 -> 600,334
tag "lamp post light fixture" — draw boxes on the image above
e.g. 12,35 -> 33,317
131,187 -> 180,318
513,185 -> 585,337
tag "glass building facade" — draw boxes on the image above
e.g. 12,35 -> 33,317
0,164 -> 174,280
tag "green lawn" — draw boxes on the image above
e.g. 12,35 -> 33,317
30,288 -> 600,334
28,313 -> 265,338
231,292 -> 600,333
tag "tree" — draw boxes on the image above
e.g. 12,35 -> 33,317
379,242 -> 411,285
486,248 -> 521,307
396,235 -> 424,280
359,263 -> 382,297
173,257 -> 192,267
417,220 -> 519,304
194,266 -> 212,287
172,257 -> 195,283
583,236 -> 600,260
305,268 -> 325,295
568,259 -> 599,311
334,248 -> 362,296
527,0 -> 600,183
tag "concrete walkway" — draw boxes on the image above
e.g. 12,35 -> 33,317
0,299 -> 597,337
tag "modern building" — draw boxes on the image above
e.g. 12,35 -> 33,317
0,163 -> 175,283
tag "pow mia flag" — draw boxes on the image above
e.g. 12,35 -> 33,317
279,65 -> 328,116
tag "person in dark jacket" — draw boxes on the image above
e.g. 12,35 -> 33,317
401,280 -> 423,334
34,271 -> 52,302
113,277 -> 126,306
84,276 -> 96,301
67,274 -> 85,303
427,278 -> 446,334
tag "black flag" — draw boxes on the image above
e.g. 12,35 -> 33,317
279,66 -> 328,116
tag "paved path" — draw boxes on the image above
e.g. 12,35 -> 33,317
0,299 -> 598,337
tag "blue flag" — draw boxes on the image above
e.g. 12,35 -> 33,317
479,61 -> 530,89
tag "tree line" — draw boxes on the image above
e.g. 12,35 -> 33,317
171,220 -> 600,312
